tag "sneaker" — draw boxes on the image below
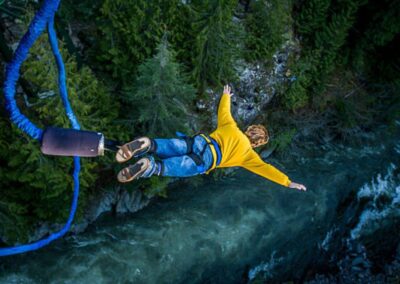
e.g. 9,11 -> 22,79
117,157 -> 150,183
116,137 -> 152,163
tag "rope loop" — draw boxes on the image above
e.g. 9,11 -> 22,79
0,0 -> 81,256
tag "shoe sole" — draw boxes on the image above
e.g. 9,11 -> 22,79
117,158 -> 150,183
116,137 -> 151,163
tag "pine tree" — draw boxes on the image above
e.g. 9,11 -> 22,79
95,0 -> 185,88
313,0 -> 367,92
359,0 -> 400,48
159,1 -> 194,69
191,0 -> 240,92
244,0 -> 292,62
125,38 -> 196,137
285,0 -> 367,110
295,0 -> 331,44
344,0 -> 400,71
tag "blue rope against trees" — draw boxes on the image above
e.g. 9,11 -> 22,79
0,0 -> 81,256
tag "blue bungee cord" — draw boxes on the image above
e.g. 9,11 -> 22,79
1,0 -> 81,256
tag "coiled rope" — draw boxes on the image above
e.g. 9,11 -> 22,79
1,0 -> 81,256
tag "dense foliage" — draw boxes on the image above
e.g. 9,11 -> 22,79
0,0 -> 399,243
94,0 -> 186,87
0,26 -> 124,243
284,0 -> 368,109
191,0 -> 240,91
284,0 -> 400,112
244,0 -> 291,62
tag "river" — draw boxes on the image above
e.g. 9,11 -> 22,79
0,124 -> 399,283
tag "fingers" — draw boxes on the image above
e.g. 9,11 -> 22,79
223,84 -> 231,95
289,182 -> 307,191
297,184 -> 307,191
223,85 -> 229,94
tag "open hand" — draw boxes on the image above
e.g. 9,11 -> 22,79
223,85 -> 233,97
288,182 -> 307,191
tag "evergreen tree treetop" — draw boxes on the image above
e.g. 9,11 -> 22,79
191,0 -> 240,92
125,37 -> 196,137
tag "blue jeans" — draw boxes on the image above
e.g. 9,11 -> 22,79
142,135 -> 214,178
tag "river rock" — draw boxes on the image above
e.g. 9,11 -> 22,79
84,185 -> 151,223
197,38 -> 300,128
19,186 -> 151,244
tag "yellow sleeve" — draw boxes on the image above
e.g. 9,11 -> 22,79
217,93 -> 236,127
242,151 -> 291,187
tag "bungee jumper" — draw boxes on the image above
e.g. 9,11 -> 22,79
116,85 -> 307,192
0,0 -> 304,257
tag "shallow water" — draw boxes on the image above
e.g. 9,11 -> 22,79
0,126 -> 399,283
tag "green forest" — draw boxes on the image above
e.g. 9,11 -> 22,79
0,0 -> 399,244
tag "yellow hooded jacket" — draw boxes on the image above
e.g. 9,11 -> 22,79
209,93 -> 292,187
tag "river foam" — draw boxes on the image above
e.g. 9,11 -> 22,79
351,163 -> 400,240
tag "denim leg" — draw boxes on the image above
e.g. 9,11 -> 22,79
161,155 -> 201,177
161,135 -> 214,177
139,154 -> 199,178
143,135 -> 214,178
154,138 -> 188,159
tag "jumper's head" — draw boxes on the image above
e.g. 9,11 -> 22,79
245,124 -> 269,148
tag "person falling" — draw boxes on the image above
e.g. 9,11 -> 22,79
116,85 -> 307,191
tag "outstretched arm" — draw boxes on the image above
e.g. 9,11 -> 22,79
242,151 -> 307,191
217,85 -> 236,127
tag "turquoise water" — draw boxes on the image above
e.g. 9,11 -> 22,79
0,126 -> 399,283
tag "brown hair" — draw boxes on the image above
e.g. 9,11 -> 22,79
245,124 -> 269,148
